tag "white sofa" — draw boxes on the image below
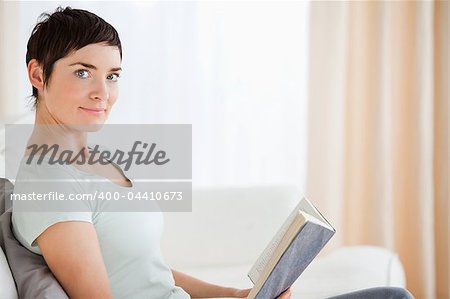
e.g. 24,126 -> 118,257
0,185 -> 406,299
0,248 -> 17,298
161,186 -> 406,298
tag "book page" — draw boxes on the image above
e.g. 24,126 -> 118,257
248,201 -> 304,283
298,198 -> 334,231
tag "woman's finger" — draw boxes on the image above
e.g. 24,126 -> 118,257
277,288 -> 291,299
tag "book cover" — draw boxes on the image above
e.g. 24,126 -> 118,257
254,221 -> 335,299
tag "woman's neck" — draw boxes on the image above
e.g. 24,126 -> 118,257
29,110 -> 89,160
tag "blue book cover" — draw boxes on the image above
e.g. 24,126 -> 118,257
247,197 -> 335,299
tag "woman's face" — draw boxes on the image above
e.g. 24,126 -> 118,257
37,43 -> 122,127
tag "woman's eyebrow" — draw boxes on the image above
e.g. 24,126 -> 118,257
69,62 -> 122,72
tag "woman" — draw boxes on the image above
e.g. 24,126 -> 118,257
11,6 -> 287,299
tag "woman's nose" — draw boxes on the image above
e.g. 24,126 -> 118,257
90,79 -> 109,102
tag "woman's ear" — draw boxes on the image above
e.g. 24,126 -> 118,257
28,59 -> 45,92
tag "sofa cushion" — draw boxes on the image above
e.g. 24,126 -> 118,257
162,185 -> 301,268
292,246 -> 406,298
0,178 -> 13,215
0,178 -> 69,299
0,178 -> 18,299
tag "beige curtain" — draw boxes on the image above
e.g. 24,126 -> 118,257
306,1 -> 448,299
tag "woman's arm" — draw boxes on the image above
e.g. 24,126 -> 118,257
171,268 -> 250,298
36,221 -> 114,299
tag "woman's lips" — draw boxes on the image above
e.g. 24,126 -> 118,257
79,107 -> 106,115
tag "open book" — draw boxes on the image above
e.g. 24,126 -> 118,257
247,197 -> 335,299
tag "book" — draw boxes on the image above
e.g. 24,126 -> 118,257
247,197 -> 336,299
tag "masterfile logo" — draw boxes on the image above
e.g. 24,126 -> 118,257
5,124 -> 192,213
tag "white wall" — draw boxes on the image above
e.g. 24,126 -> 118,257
1,1 -> 309,190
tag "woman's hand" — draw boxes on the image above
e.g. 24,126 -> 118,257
276,288 -> 292,299
232,288 -> 251,298
171,269 -> 291,299
232,287 -> 291,298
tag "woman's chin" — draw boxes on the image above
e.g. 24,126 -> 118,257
69,113 -> 109,131
66,122 -> 106,132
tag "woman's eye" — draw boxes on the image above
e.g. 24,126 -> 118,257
75,70 -> 90,78
107,73 -> 120,82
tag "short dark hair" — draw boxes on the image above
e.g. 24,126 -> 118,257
26,6 -> 122,106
